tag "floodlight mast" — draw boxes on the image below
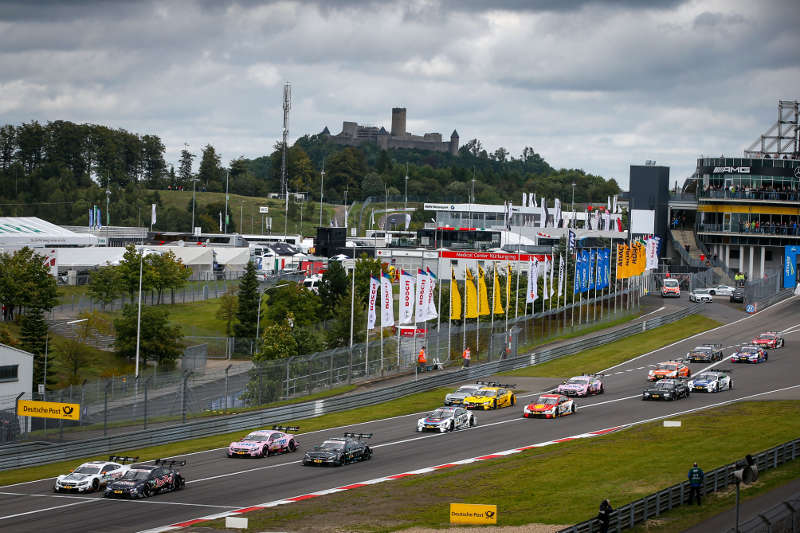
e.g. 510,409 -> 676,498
282,83 -> 291,239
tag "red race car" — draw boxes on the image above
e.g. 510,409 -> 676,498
522,394 -> 576,419
750,332 -> 784,350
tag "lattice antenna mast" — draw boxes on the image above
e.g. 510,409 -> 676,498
744,100 -> 799,158
281,82 -> 291,236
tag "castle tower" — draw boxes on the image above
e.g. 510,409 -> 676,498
391,107 -> 406,137
449,129 -> 459,156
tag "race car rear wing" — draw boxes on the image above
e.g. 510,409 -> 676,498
344,432 -> 373,440
272,425 -> 300,432
109,455 -> 139,465
154,458 -> 187,468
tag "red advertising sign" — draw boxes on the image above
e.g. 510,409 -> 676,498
438,250 -> 550,262
397,327 -> 427,338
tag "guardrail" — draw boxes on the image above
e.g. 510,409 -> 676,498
559,437 -> 800,533
0,304 -> 702,471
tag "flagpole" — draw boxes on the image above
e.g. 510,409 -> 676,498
365,297 -> 369,377
476,267 -> 480,362
437,261 -> 442,364
571,250 -> 577,328
490,262 -> 496,359
462,265 -> 467,357
448,268 -> 452,364
593,248 -> 598,322
515,227 -> 521,320
562,245 -> 568,330
413,270 -> 418,362
578,251 -> 583,326
504,262 -> 509,345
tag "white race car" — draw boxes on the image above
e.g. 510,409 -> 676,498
54,456 -> 138,493
417,407 -> 476,432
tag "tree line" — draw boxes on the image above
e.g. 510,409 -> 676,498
0,120 -> 620,231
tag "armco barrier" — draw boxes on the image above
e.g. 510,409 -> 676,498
559,438 -> 800,533
729,491 -> 800,533
0,304 -> 703,471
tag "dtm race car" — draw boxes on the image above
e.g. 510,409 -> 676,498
642,379 -> 690,401
523,394 -> 576,419
104,459 -> 185,499
685,344 -> 724,363
302,433 -> 372,466
54,456 -> 137,493
730,345 -> 768,364
557,374 -> 604,397
751,332 -> 784,349
444,384 -> 483,406
462,382 -> 516,410
648,360 -> 691,381
227,426 -> 299,458
688,370 -> 732,392
417,407 -> 476,432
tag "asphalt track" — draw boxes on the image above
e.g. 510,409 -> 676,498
1,296 -> 799,533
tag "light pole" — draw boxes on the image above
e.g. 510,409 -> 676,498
404,163 -> 409,212
105,188 -> 111,246
571,182 -> 576,228
191,177 -> 198,234
135,248 -> 145,378
319,160 -> 325,228
224,169 -> 230,234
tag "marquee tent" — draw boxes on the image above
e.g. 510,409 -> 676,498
0,217 -> 98,247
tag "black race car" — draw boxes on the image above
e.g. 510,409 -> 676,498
103,459 -> 186,498
642,379 -> 690,401
685,344 -> 724,363
302,433 -> 372,466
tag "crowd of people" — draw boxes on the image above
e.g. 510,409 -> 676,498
702,182 -> 800,202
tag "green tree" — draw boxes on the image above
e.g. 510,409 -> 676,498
197,144 -> 223,191
255,318 -> 298,361
0,247 -> 59,319
53,312 -> 110,385
234,261 -> 259,339
20,308 -> 50,389
317,260 -> 348,319
263,283 -> 320,328
353,254 -> 384,304
116,244 -> 153,302
177,147 -> 195,188
147,250 -> 190,304
113,304 -> 183,369
325,290 -> 365,348
216,288 -> 238,337
87,265 -> 121,309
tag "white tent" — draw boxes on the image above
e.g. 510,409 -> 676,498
57,247 -> 126,269
149,247 -> 214,280
0,217 -> 98,247
213,248 -> 251,273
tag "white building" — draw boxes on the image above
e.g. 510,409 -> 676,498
0,344 -> 34,435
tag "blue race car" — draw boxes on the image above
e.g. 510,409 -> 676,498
687,370 -> 732,392
730,345 -> 767,364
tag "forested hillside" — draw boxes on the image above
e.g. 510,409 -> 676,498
0,121 -> 620,232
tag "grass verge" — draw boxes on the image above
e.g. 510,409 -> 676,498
199,401 -> 800,533
0,386 -> 452,487
501,315 -> 721,378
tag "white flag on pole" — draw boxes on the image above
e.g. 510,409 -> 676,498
414,268 -> 429,323
542,256 -> 550,301
425,267 -> 438,321
380,272 -> 394,327
526,259 -> 539,303
399,269 -> 416,324
554,198 -> 562,228
367,276 -> 379,329
557,254 -> 565,297
549,254 -> 554,297
151,203 -> 157,225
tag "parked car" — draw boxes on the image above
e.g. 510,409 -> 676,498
708,285 -> 735,296
730,288 -> 745,303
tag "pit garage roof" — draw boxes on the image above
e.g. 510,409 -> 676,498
0,217 -> 98,247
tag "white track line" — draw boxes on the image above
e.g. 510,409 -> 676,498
0,499 -> 98,521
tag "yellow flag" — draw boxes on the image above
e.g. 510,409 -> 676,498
493,264 -> 504,315
616,244 -> 625,281
477,266 -> 490,316
638,242 -> 646,275
450,268 -> 461,321
623,244 -> 632,279
465,268 -> 478,319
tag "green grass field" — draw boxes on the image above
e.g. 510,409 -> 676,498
200,401 -> 800,532
502,315 -> 721,378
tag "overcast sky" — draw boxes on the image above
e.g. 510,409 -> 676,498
2,0 -> 799,189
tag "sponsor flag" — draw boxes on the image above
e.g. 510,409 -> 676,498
542,255 -> 549,301
554,198 -> 562,228
616,244 -> 625,280
603,211 -> 610,232
465,268 -> 478,319
548,254 -> 554,297
492,265 -> 504,315
568,229 -> 576,251
399,269 -> 415,324
617,217 -> 623,232
539,197 -> 547,228
557,254 -> 565,297
425,267 -> 438,321
581,249 -> 590,292
477,266 -> 490,316
89,207 -> 94,229
380,272 -> 395,327
526,259 -> 539,303
588,250 -> 596,291
573,252 -> 582,294
96,206 -> 102,229
367,276 -> 379,329
505,201 -> 512,230
613,194 -> 619,213
415,268 -> 429,323
505,263 -> 512,312
151,203 -> 157,226
450,268 -> 461,321
522,192 -> 527,207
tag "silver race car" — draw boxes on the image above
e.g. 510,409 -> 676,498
54,456 -> 138,493
444,384 -> 483,406
688,370 -> 732,392
417,406 -> 476,432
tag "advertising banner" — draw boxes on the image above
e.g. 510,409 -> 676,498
18,400 -> 80,421
450,503 -> 497,525
784,245 -> 799,289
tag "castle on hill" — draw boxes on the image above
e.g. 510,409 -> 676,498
322,107 -> 459,155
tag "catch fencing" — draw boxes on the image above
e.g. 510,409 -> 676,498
559,438 -> 800,533
0,300 -> 697,471
731,491 -> 800,533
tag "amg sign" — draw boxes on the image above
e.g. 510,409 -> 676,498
712,166 -> 750,174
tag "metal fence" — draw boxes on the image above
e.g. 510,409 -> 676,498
559,438 -> 800,533
0,299 -> 696,471
744,271 -> 783,305
731,491 -> 800,533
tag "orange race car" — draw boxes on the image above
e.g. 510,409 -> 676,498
647,360 -> 691,381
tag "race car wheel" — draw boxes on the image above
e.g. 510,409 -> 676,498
334,457 -> 343,467
261,446 -> 269,457
491,400 -> 497,410
511,395 -> 516,406
175,476 -> 184,490
91,479 -> 100,492
571,404 -> 576,414
469,415 -> 476,427
53,486 -> 60,493
288,440 -> 297,452
729,380 -> 733,390
142,485 -> 151,498
599,385 -> 604,394
363,447 -> 372,461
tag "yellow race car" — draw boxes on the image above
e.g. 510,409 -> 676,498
462,382 -> 516,410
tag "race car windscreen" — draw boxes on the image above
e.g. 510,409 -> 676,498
475,390 -> 497,397
430,408 -> 454,418
317,441 -> 345,450
695,373 -> 714,380
537,396 -> 558,405
122,470 -> 151,480
758,335 -> 775,340
654,381 -> 674,389
656,363 -> 676,370
456,386 -> 478,394
567,377 -> 589,384
73,466 -> 101,475
242,433 -> 267,441
742,347 -> 759,353
689,351 -> 709,357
